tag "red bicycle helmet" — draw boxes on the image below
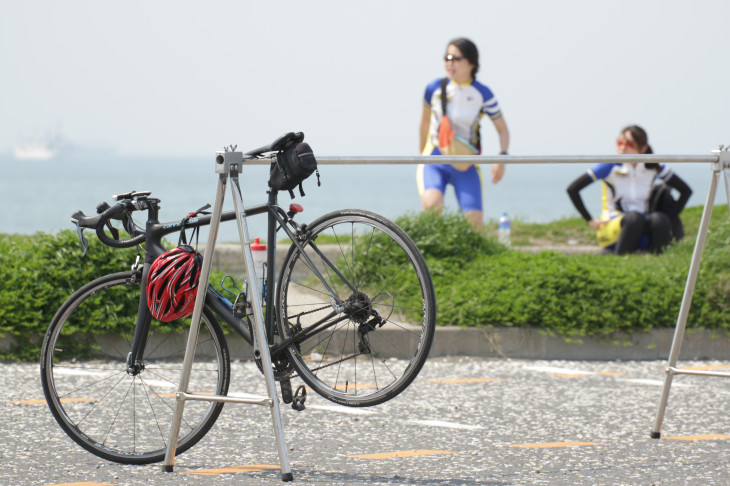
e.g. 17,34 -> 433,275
146,245 -> 203,322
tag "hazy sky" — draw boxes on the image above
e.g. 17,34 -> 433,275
1,0 -> 728,158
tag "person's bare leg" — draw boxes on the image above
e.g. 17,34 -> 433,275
463,210 -> 483,230
421,189 -> 445,215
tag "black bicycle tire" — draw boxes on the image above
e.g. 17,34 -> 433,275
40,271 -> 230,464
276,209 -> 436,407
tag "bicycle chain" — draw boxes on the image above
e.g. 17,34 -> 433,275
288,351 -> 366,380
286,303 -> 331,322
284,305 -> 370,378
308,352 -> 366,373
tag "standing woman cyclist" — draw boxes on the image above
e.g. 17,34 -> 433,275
418,38 -> 510,230
566,125 -> 692,254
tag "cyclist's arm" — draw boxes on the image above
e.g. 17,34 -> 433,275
566,173 -> 595,222
492,116 -> 510,155
419,101 -> 431,153
489,116 -> 509,183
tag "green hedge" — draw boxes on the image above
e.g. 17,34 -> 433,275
393,206 -> 730,336
0,231 -> 138,359
2,206 -> 729,360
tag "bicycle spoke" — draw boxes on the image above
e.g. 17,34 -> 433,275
54,367 -> 127,399
41,272 -> 230,464
76,372 -> 128,428
277,210 -> 435,406
331,225 -> 357,291
101,377 -> 134,447
141,379 -> 168,449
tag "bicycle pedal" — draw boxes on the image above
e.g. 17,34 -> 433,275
292,385 -> 306,411
280,378 -> 293,404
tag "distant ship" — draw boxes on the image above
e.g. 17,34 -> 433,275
13,140 -> 59,161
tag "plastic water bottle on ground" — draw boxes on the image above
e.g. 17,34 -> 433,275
498,212 -> 511,247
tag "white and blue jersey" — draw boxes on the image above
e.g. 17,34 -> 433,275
422,77 -> 502,152
418,77 -> 503,213
587,163 -> 674,218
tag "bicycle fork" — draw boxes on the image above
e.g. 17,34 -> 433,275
125,258 -> 152,375
163,149 -> 293,482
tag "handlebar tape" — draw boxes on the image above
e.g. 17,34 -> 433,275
94,202 -> 146,248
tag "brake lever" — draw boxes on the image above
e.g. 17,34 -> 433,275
73,221 -> 89,257
121,213 -> 138,238
106,220 -> 120,240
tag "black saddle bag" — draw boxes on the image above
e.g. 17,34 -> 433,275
269,141 -> 320,198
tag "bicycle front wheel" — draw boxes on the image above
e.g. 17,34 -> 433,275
276,209 -> 436,407
40,271 -> 230,464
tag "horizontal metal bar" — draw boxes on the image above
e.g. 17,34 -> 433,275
668,367 -> 730,379
238,153 -> 719,166
177,392 -> 273,407
315,154 -> 720,165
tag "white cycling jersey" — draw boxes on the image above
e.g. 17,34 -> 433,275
423,77 -> 502,151
587,162 -> 674,217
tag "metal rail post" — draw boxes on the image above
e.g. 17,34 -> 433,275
651,146 -> 730,438
163,148 -> 292,481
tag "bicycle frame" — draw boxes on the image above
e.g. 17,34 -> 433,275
47,141 -> 435,479
125,165 -> 345,378
127,199 -> 265,370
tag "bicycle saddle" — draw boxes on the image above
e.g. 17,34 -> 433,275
245,132 -> 304,157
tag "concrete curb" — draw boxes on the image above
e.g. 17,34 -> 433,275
8,327 -> 729,362
428,327 -> 730,361
217,326 -> 730,361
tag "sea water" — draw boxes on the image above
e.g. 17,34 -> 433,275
0,153 -> 722,244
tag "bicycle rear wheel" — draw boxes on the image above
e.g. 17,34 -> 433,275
40,271 -> 230,464
276,209 -> 435,407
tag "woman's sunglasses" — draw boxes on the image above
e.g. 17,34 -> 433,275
444,54 -> 464,62
616,138 -> 637,149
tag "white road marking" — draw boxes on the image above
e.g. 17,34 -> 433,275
526,365 -> 690,387
407,419 -> 483,430
306,404 -> 379,415
526,365 -> 596,375
53,368 -> 179,389
227,391 -> 269,401
53,367 -> 116,377
620,378 -> 690,387
138,379 -> 178,389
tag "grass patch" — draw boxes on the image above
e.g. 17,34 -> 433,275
379,206 -> 730,337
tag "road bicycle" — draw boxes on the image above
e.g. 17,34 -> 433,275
40,133 -> 436,466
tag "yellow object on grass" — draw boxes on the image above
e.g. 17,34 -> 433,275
596,214 -> 623,247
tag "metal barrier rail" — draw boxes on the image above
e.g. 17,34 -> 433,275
241,153 -> 722,165
314,148 -> 730,440
315,154 -> 720,165
160,145 -> 728,479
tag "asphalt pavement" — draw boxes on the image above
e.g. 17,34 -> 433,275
3,357 -> 730,485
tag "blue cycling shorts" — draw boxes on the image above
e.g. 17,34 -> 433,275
417,163 -> 483,212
